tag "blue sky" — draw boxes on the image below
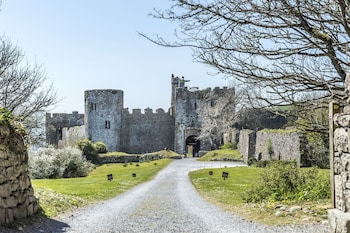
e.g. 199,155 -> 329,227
0,1 -> 228,114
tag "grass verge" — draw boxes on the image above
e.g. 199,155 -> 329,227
32,158 -> 173,217
189,166 -> 330,225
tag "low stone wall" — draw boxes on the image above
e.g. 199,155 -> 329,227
0,121 -> 39,225
97,153 -> 163,164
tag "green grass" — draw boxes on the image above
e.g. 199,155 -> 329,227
189,166 -> 331,225
197,149 -> 242,161
146,149 -> 180,158
100,151 -> 129,156
189,166 -> 259,205
32,158 -> 172,217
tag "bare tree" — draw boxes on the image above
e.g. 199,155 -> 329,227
0,37 -> 58,120
0,37 -> 58,147
141,0 -> 350,120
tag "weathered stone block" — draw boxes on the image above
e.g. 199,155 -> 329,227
26,203 -> 33,216
342,154 -> 350,172
0,208 -> 4,224
0,183 -> 12,198
335,157 -> 342,175
335,114 -> 350,127
335,175 -> 345,211
329,208 -> 350,233
345,190 -> 350,212
5,208 -> 13,224
335,128 -> 350,153
13,204 -> 27,219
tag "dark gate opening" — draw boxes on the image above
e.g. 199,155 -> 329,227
186,135 -> 201,157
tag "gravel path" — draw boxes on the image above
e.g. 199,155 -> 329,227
2,158 -> 329,233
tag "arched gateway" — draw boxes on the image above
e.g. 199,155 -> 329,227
185,135 -> 200,157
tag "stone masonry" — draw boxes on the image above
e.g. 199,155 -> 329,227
329,73 -> 350,233
0,120 -> 39,225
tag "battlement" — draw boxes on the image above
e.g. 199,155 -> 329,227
175,85 -> 233,100
46,111 -> 84,121
123,108 -> 170,115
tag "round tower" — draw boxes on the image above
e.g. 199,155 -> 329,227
84,89 -> 123,152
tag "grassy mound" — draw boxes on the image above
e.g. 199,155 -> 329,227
198,149 -> 242,161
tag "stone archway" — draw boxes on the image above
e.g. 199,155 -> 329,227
185,135 -> 200,157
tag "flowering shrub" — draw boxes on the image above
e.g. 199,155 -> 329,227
29,146 -> 94,179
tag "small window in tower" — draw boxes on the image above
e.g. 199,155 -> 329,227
105,120 -> 110,129
89,103 -> 97,111
194,102 -> 197,109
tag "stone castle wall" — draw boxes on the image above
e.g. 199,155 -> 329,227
120,108 -> 175,154
0,121 -> 39,225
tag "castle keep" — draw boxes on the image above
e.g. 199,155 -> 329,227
46,75 -> 235,155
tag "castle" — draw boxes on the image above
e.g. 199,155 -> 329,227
46,75 -> 235,155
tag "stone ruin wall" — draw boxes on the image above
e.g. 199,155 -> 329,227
46,111 -> 84,146
238,129 -> 304,165
58,125 -> 85,148
238,129 -> 256,163
255,130 -> 304,166
0,121 -> 39,225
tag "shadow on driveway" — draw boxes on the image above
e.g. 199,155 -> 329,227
0,215 -> 71,233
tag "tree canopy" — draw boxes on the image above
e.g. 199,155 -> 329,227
0,37 -> 58,120
142,0 -> 350,113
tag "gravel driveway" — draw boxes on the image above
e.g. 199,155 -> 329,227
2,158 -> 329,233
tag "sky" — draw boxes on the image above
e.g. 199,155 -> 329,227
0,0 -> 229,114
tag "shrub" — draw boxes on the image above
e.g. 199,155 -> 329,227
29,146 -> 94,179
266,138 -> 273,155
247,157 -> 257,166
243,161 -> 330,202
219,142 -> 237,150
304,132 -> 329,168
94,141 -> 108,153
76,139 -> 97,155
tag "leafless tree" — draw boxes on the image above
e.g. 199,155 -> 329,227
0,37 -> 58,146
0,37 -> 58,120
141,0 -> 350,122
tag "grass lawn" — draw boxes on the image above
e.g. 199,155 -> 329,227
189,166 -> 331,225
32,159 -> 173,217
